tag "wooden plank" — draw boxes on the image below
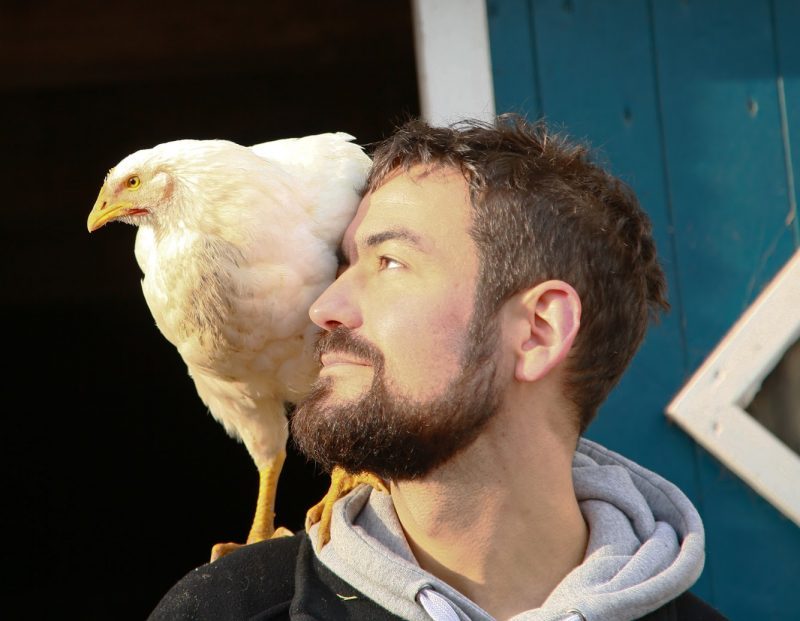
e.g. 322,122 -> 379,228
486,0 -> 541,117
652,0 -> 796,369
651,0 -> 800,616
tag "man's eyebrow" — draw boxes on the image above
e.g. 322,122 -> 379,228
338,228 -> 424,267
363,228 -> 422,250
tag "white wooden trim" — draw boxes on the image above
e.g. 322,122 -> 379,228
411,0 -> 496,126
666,248 -> 800,525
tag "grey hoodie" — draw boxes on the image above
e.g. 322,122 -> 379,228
309,437 -> 706,621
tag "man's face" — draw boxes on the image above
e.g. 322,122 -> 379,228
291,166 -> 504,480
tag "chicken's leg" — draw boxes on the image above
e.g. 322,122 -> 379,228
210,451 -> 291,562
305,465 -> 389,550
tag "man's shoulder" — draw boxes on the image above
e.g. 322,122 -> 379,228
640,590 -> 729,621
146,533 -> 303,621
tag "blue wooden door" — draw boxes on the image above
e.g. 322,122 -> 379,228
487,1 -> 800,618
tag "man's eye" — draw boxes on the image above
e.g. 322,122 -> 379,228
378,256 -> 403,270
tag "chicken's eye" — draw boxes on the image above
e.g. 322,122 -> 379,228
126,175 -> 141,189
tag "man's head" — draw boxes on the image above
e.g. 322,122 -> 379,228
291,114 -> 668,478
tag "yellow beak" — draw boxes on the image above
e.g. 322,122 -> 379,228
87,185 -> 135,232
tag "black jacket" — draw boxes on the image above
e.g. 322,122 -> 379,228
147,533 -> 728,621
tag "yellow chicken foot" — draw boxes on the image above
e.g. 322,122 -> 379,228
306,466 -> 389,550
210,451 -> 292,562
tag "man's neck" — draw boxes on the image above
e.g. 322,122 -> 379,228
390,411 -> 588,621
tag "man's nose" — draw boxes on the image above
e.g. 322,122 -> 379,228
309,276 -> 362,332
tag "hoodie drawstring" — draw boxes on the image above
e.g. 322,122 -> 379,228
418,587 -> 462,621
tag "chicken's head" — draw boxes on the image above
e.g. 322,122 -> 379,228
87,147 -> 176,232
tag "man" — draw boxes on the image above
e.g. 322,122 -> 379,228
148,115 -> 728,620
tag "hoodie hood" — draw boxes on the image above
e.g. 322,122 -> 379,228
310,437 -> 706,621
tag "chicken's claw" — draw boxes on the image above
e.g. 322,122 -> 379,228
306,466 -> 389,550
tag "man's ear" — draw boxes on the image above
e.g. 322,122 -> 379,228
511,280 -> 581,383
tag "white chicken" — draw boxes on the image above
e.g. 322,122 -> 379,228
87,132 -> 381,561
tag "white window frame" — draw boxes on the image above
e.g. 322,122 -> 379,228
666,248 -> 800,525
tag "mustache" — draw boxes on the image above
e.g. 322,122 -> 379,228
314,326 -> 384,367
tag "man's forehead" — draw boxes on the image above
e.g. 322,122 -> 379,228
338,165 -> 473,267
360,164 -> 468,219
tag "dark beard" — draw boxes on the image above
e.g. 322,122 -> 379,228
290,317 -> 502,481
